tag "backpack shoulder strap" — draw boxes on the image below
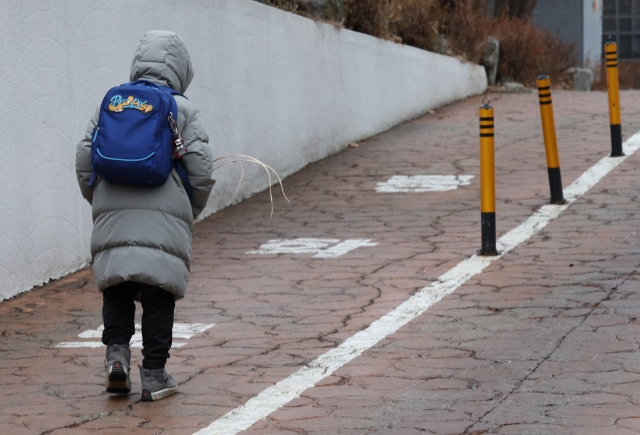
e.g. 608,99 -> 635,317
174,160 -> 194,203
152,87 -> 193,201
159,86 -> 193,201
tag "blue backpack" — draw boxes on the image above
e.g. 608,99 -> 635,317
90,80 -> 193,200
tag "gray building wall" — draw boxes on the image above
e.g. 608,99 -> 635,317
532,0 -> 603,67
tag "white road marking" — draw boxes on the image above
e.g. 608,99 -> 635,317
375,175 -> 474,192
56,342 -> 107,348
311,239 -> 378,258
56,323 -> 214,349
193,134 -> 640,435
246,238 -> 378,258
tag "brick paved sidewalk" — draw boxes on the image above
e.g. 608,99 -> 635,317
3,90 -> 640,435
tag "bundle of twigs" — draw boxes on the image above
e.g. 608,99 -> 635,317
211,154 -> 289,219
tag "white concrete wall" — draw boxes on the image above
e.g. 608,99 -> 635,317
0,0 -> 486,302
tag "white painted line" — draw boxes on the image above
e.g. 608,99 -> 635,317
375,175 -> 474,192
55,342 -> 189,349
56,342 -> 106,349
193,134 -> 640,435
313,239 -> 378,259
56,323 -> 214,349
246,238 -> 378,258
246,238 -> 339,256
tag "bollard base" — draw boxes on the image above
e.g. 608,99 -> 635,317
610,124 -> 624,157
547,167 -> 566,205
479,212 -> 499,256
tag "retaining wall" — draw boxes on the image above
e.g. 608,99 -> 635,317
0,0 -> 487,301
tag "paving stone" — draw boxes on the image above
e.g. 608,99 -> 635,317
0,424 -> 37,435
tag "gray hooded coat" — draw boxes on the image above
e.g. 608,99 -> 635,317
76,31 -> 215,299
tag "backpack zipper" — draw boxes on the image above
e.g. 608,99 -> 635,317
92,127 -> 100,142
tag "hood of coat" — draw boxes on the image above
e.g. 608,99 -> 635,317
130,31 -> 194,94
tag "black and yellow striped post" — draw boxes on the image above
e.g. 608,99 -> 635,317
605,41 -> 624,157
479,97 -> 498,256
536,74 -> 565,204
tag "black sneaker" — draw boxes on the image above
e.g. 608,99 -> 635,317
105,344 -> 131,394
139,365 -> 178,401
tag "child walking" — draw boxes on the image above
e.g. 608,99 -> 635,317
75,31 -> 215,401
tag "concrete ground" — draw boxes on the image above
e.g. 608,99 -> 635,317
3,89 -> 640,435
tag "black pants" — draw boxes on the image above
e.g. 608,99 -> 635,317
102,282 -> 175,369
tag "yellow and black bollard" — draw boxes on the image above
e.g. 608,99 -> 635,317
605,41 -> 624,157
479,97 -> 498,256
536,74 -> 565,204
